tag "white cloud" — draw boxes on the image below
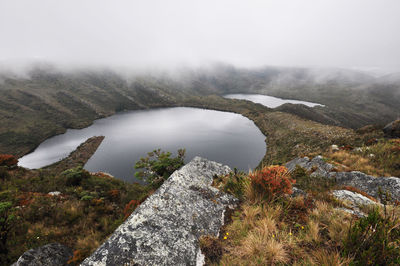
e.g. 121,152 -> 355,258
0,0 -> 399,71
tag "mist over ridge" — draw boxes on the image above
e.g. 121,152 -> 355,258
1,0 -> 400,75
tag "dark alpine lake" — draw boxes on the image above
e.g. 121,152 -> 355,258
19,107 -> 266,182
224,94 -> 324,108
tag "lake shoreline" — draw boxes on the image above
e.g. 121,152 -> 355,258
19,106 -> 266,182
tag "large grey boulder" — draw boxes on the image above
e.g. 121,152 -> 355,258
81,157 -> 238,266
12,243 -> 72,266
383,119 -> 400,138
330,171 -> 400,201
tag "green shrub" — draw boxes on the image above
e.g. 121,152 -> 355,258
343,207 -> 400,265
222,169 -> 248,200
80,195 -> 94,201
0,201 -> 16,265
134,149 -> 185,187
62,166 -> 91,186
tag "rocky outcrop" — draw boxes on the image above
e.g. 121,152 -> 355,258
383,119 -> 400,138
12,243 -> 72,266
291,187 -> 306,197
286,155 -> 334,178
332,190 -> 381,218
332,190 -> 378,207
330,171 -> 400,201
286,156 -> 400,201
81,157 -> 238,266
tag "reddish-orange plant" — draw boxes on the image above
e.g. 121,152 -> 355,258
123,200 -> 140,219
108,189 -> 120,200
249,165 -> 295,200
67,250 -> 84,265
0,154 -> 18,167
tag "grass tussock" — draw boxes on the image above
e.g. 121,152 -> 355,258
209,166 -> 361,265
209,164 -> 400,265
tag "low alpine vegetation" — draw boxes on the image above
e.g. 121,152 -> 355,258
0,164 -> 149,265
134,148 -> 185,188
206,163 -> 400,265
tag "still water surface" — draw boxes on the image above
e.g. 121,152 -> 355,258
19,107 -> 266,182
224,94 -> 323,108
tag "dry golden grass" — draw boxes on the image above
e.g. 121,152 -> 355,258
311,250 -> 352,266
324,138 -> 400,177
304,220 -> 320,243
262,204 -> 283,221
264,238 -> 289,265
328,214 -> 350,244
242,204 -> 262,228
327,150 -> 379,175
255,217 -> 277,237
310,201 -> 329,218
216,195 -> 357,265
75,230 -> 101,254
243,177 -> 263,204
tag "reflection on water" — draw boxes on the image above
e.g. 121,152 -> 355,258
19,107 -> 266,182
224,94 -> 324,108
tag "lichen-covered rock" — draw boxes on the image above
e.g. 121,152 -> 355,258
286,155 -> 333,178
12,243 -> 72,266
291,187 -> 307,197
333,190 -> 381,218
81,157 -> 238,266
48,191 -> 61,196
383,119 -> 400,138
286,156 -> 400,201
330,171 -> 400,201
332,190 -> 378,207
335,207 -> 366,218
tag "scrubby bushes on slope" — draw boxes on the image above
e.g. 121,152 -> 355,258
0,165 -> 149,265
206,163 -> 400,265
134,148 -> 185,188
0,154 -> 18,168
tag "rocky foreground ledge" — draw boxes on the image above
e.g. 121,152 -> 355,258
81,157 -> 238,266
286,156 -> 400,201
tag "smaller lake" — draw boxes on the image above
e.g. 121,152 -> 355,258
19,107 -> 266,183
224,94 -> 324,108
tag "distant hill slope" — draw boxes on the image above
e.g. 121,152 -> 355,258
0,69 -> 193,156
0,65 -> 399,156
182,65 -> 400,128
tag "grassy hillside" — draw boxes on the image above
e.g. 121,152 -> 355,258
179,95 -> 377,166
0,70 -> 191,156
1,65 -> 399,158
182,65 -> 400,128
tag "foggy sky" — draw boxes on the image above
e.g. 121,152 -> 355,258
1,0 -> 400,72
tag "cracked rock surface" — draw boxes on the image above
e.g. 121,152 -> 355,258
286,155 -> 334,178
81,157 -> 238,266
286,156 -> 400,201
12,243 -> 72,266
330,171 -> 400,201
